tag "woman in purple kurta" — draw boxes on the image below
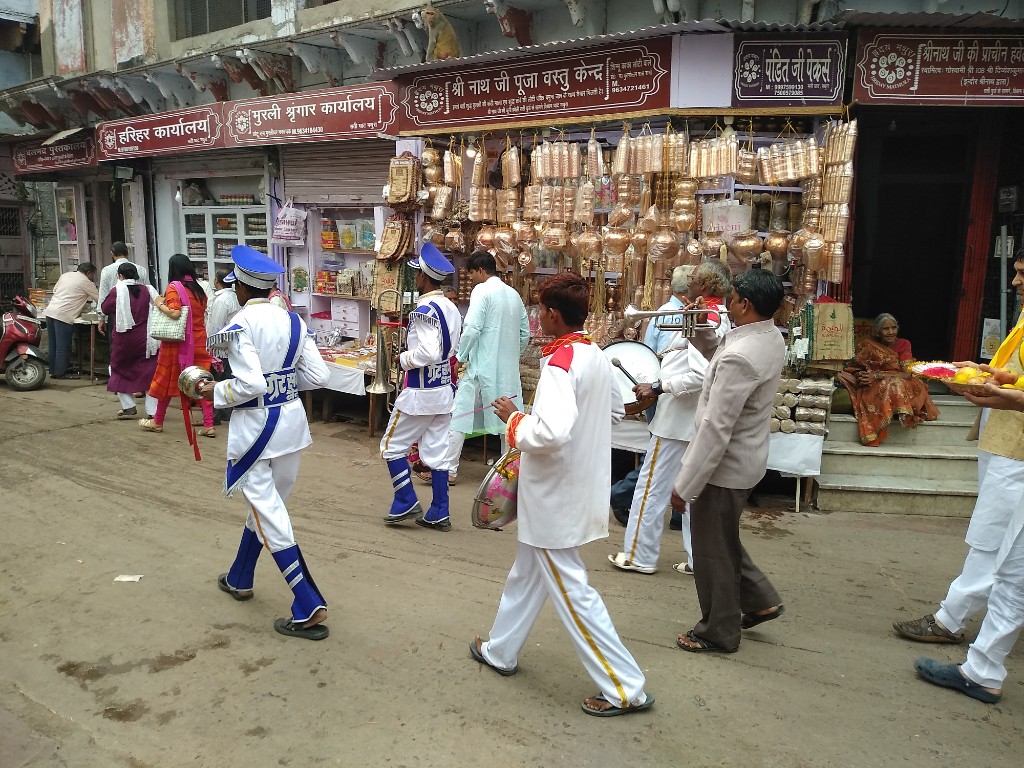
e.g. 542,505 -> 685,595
100,262 -> 158,419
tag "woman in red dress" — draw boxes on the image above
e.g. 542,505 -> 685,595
140,254 -> 215,436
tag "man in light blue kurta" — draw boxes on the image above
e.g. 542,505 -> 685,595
444,251 -> 529,482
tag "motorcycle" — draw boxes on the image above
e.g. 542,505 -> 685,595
1,295 -> 47,391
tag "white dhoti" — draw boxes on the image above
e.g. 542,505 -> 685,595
935,451 -> 1024,633
238,453 -> 301,552
480,542 -> 647,708
619,434 -> 691,570
380,409 -> 453,471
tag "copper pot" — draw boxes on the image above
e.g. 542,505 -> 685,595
671,209 -> 696,234
541,222 -> 569,252
729,230 -> 764,261
673,197 -> 697,214
764,229 -> 790,261
423,165 -> 443,184
444,222 -> 465,253
685,237 -> 703,264
630,229 -> 649,257
700,229 -> 726,260
789,227 -> 812,256
512,219 -> 536,245
475,224 -> 497,251
675,178 -> 698,197
803,232 -> 826,272
649,225 -> 679,263
602,227 -> 631,257
428,226 -> 446,247
577,226 -> 603,261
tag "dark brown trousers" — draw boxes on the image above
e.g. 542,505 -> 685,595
690,483 -> 781,651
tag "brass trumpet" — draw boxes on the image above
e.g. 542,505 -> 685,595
622,304 -> 725,336
366,289 -> 407,408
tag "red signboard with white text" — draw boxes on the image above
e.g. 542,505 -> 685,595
223,83 -> 399,146
96,105 -> 226,160
398,37 -> 672,131
13,135 -> 97,174
854,29 -> 1024,105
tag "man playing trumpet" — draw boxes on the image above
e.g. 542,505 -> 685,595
380,243 -> 463,531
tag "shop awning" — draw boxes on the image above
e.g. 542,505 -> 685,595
0,0 -> 36,25
42,127 -> 87,146
830,10 -> 1024,29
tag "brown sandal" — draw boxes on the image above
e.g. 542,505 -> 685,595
892,614 -> 964,644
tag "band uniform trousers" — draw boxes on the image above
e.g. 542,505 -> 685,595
480,542 -> 647,708
238,453 -> 302,552
621,434 -> 692,569
380,409 -> 452,471
690,483 -> 781,651
935,450 -> 1024,634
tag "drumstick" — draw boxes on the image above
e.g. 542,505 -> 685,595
453,394 -> 518,419
610,358 -> 643,387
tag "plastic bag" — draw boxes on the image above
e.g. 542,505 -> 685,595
270,200 -> 308,246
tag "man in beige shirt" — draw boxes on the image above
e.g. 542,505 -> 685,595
43,262 -> 98,379
671,268 -> 786,654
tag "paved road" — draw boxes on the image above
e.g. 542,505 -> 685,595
0,381 -> 1020,768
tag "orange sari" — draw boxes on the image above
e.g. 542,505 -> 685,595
147,282 -> 212,400
838,337 -> 939,445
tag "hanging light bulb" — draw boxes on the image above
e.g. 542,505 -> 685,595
721,115 -> 736,139
465,135 -> 478,158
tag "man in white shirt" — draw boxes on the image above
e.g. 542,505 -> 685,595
472,272 -> 653,718
97,242 -> 149,335
207,269 -> 242,340
609,260 -> 732,577
43,262 -> 98,379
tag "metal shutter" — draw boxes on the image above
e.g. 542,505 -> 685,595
280,140 -> 393,206
151,149 -> 268,177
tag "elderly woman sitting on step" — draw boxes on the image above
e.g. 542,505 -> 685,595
836,313 -> 939,447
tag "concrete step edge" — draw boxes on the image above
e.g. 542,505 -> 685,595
821,444 -> 979,460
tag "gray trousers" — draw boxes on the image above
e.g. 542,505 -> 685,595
690,483 -> 781,651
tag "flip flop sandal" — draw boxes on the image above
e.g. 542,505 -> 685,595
274,617 -> 329,641
581,692 -> 655,717
671,562 -> 694,575
608,552 -> 657,574
741,604 -> 785,629
116,408 -> 138,419
676,630 -> 738,654
469,639 -> 518,676
217,573 -> 253,601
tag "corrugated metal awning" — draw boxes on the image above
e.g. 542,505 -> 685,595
41,127 -> 86,146
830,10 -> 1024,29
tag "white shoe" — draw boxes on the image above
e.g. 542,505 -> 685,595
608,552 -> 657,574
672,562 -> 694,575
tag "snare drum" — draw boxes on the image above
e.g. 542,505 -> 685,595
602,340 -> 661,415
472,449 -> 520,530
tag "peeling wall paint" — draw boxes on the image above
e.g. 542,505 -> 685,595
53,0 -> 87,75
113,0 -> 155,67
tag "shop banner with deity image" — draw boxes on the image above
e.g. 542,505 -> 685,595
398,37 -> 672,131
854,29 -> 1024,106
13,135 -> 97,174
96,105 -> 226,160
732,35 -> 847,108
222,83 -> 400,146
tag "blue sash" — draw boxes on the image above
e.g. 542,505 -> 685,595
405,301 -> 454,390
225,312 -> 302,495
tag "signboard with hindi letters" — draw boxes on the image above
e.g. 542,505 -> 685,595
854,29 -> 1024,105
732,36 -> 846,107
223,83 -> 399,146
398,37 -> 672,131
13,136 -> 97,174
96,105 -> 226,160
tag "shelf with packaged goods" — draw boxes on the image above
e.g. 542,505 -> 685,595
181,204 -> 268,282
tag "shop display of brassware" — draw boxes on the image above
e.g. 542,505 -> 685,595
541,222 -> 569,252
700,229 -> 727,260
444,222 -> 465,253
577,226 -> 603,261
648,225 -> 680,263
475,224 -> 497,251
728,230 -> 764,262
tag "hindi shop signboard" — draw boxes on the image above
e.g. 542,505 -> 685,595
855,30 -> 1024,105
13,136 -> 97,174
222,83 -> 399,146
96,105 -> 226,160
399,37 -> 672,131
733,36 -> 846,107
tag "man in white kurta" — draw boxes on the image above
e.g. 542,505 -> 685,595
445,251 -> 529,482
97,241 -> 150,335
915,380 -> 1024,704
472,272 -> 652,717
609,261 -> 732,576
200,246 -> 331,641
381,244 -> 463,531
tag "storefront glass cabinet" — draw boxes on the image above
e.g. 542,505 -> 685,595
54,183 -> 89,272
181,205 -> 268,280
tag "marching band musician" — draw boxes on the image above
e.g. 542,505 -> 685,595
609,261 -> 732,577
472,273 -> 654,718
381,243 -> 463,531
197,245 -> 332,641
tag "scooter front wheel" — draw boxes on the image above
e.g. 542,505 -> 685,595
6,357 -> 47,391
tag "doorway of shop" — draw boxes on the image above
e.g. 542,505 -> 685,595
850,109 -> 975,362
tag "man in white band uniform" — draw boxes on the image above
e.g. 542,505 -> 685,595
380,243 -> 463,531
609,261 -> 732,576
472,272 -> 653,718
198,245 -> 331,641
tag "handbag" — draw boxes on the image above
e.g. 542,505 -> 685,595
149,281 -> 190,341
